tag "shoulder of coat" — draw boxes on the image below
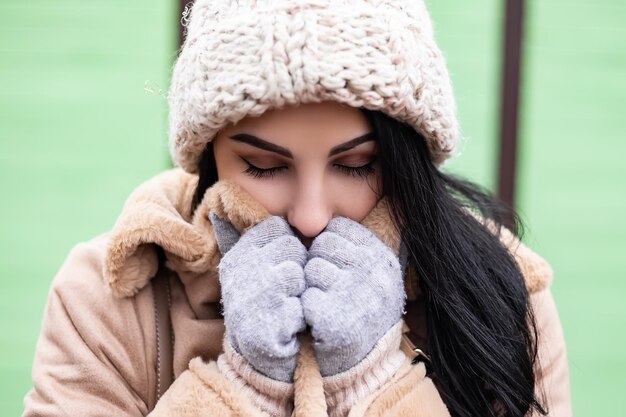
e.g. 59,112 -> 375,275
463,210 -> 554,293
497,226 -> 554,293
403,223 -> 554,299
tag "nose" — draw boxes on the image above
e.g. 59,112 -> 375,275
287,186 -> 333,245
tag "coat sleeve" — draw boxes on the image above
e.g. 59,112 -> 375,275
22,235 -> 159,416
530,289 -> 572,416
23,234 -> 278,417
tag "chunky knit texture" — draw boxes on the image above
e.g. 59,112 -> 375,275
323,321 -> 407,417
168,0 -> 459,173
217,340 -> 295,417
214,321 -> 407,417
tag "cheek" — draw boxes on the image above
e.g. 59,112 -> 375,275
222,173 -> 292,216
332,175 -> 381,222
238,179 -> 290,216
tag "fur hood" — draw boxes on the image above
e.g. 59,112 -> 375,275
103,168 -> 552,301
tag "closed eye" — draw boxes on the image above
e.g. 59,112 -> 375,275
240,157 -> 287,179
240,157 -> 377,180
334,159 -> 377,179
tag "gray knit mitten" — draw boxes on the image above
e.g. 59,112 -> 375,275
302,216 -> 406,377
209,213 -> 308,383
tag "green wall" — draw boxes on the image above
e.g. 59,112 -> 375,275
518,1 -> 626,415
2,0 -> 624,415
0,0 -> 175,414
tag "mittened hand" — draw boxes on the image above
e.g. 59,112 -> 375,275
301,216 -> 406,377
209,213 -> 308,383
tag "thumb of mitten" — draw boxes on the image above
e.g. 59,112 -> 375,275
208,212 -> 240,255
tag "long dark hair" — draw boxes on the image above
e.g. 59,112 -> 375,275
191,108 -> 547,417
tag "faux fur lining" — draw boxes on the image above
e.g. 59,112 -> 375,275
104,169 -> 204,297
104,170 -> 272,298
294,333 -> 328,417
356,361 -> 451,417
103,168 -> 552,298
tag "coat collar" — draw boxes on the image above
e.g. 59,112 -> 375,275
103,168 -> 552,299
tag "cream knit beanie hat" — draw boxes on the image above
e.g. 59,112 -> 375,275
168,0 -> 459,173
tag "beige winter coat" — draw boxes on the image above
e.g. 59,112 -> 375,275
22,169 -> 571,416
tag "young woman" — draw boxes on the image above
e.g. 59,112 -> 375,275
23,1 -> 571,416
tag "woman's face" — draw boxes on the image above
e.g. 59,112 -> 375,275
212,101 -> 381,245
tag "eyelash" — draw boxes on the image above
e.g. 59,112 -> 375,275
240,157 -> 376,180
334,161 -> 376,178
242,159 -> 287,179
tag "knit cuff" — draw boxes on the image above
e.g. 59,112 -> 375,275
323,320 -> 407,417
217,339 -> 294,417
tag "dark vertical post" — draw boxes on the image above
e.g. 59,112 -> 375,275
498,0 -> 526,229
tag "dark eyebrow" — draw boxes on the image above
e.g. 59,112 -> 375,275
229,132 -> 376,159
328,132 -> 376,157
229,134 -> 293,158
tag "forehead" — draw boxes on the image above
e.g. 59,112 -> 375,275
221,102 -> 373,152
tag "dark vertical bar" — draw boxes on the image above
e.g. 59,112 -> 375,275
498,0 -> 526,228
